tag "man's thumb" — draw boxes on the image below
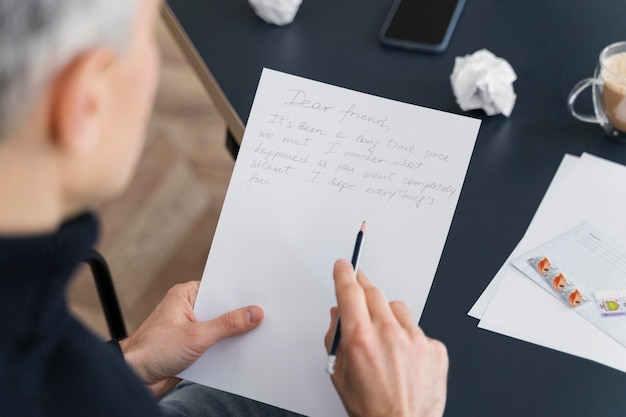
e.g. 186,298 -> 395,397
204,305 -> 264,342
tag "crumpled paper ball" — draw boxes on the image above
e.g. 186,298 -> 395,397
248,0 -> 302,26
450,49 -> 517,117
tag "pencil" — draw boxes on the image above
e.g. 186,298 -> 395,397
326,220 -> 366,375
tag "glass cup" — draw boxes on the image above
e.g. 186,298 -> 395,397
567,41 -> 626,141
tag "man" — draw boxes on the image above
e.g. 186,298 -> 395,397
0,0 -> 449,416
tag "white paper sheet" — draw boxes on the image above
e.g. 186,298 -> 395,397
179,69 -> 481,416
467,154 -> 580,319
474,153 -> 626,372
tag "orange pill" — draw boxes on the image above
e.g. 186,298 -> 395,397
552,273 -> 567,291
568,289 -> 583,307
537,257 -> 551,274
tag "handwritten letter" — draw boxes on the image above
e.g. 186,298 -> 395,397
180,69 -> 481,416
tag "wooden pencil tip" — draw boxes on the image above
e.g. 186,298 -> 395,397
360,220 -> 366,233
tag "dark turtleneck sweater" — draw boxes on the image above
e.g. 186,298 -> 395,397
0,213 -> 163,416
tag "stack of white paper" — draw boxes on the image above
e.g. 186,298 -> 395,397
469,153 -> 626,373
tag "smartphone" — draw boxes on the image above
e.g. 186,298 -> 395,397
379,0 -> 466,53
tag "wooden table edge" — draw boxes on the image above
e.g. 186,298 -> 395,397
161,3 -> 245,146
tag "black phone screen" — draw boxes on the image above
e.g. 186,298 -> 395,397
382,0 -> 461,45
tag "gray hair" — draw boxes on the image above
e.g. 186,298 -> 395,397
0,0 -> 140,137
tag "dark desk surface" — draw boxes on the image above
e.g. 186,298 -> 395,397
165,1 -> 626,415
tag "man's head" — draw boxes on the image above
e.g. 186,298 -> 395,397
0,1 -> 133,136
0,0 -> 161,232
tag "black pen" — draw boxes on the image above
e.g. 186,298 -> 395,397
327,220 -> 366,375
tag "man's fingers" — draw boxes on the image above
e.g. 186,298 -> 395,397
324,307 -> 339,352
201,305 -> 264,346
333,259 -> 370,325
429,338 -> 449,374
389,300 -> 423,335
431,338 -> 448,359
388,300 -> 449,376
186,280 -> 201,298
357,270 -> 393,322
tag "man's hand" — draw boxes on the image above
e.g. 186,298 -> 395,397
119,281 -> 264,396
325,259 -> 449,417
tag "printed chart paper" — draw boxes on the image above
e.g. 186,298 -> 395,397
513,223 -> 626,348
180,69 -> 481,416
